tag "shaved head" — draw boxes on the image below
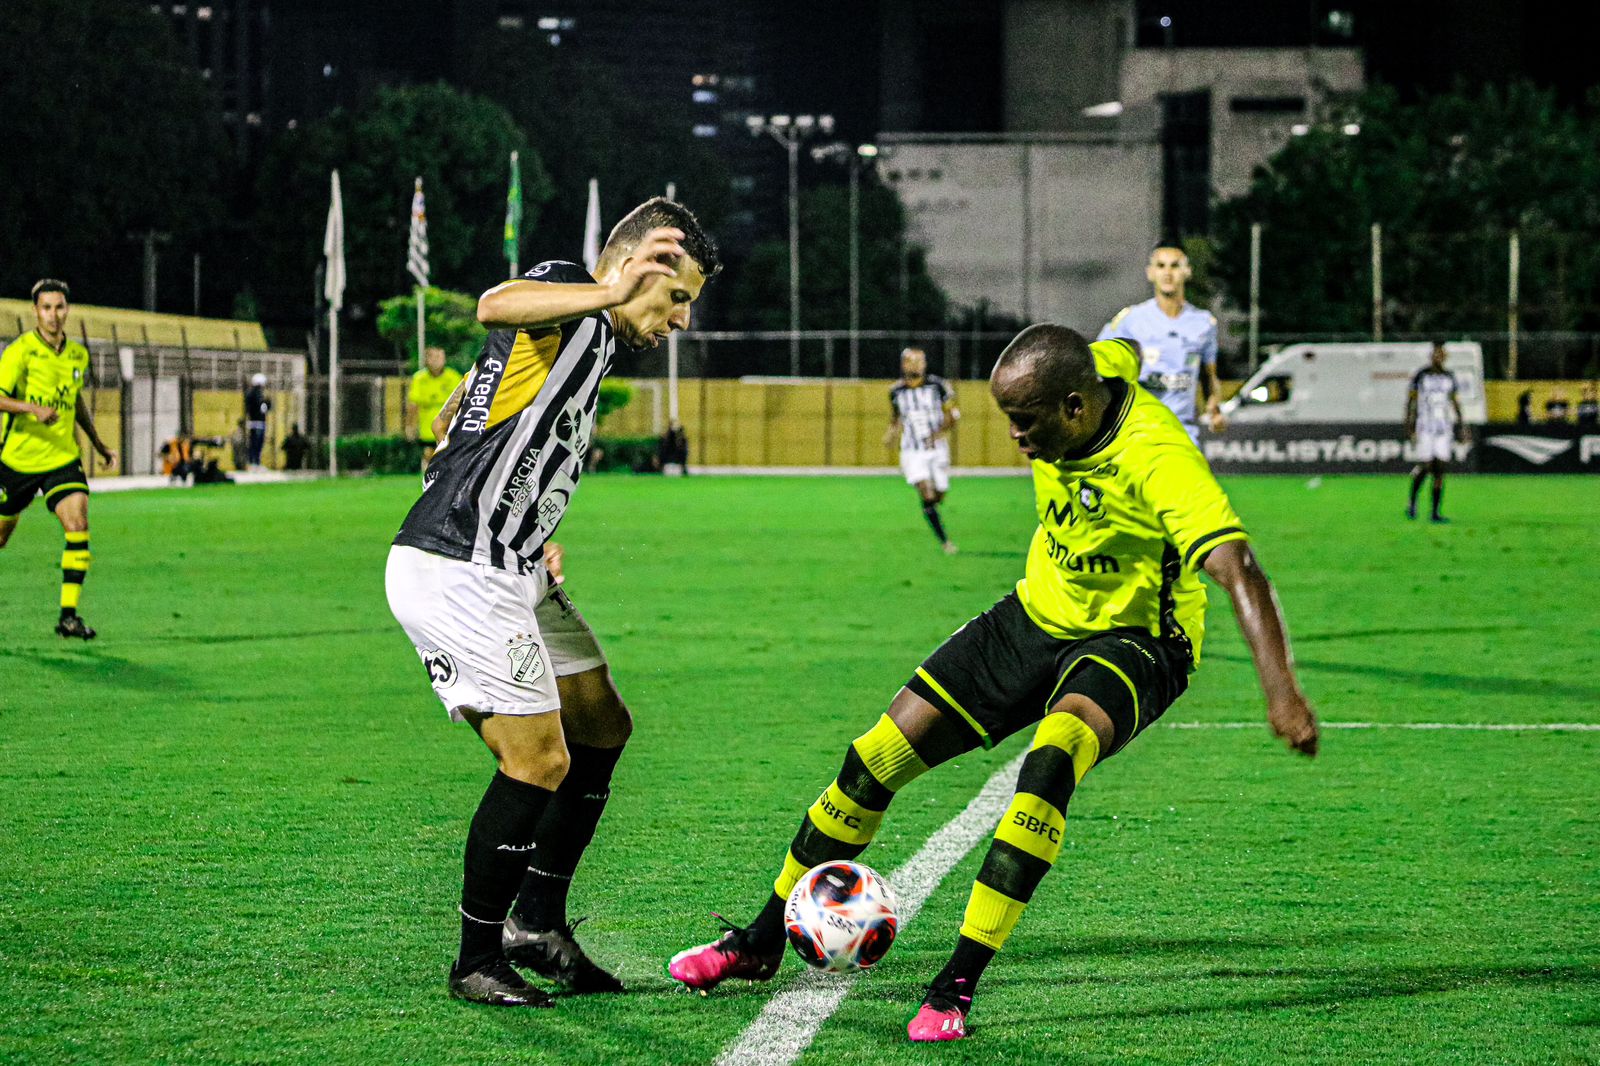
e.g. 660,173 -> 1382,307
992,324 -> 1099,403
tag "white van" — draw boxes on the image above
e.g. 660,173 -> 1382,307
1220,342 -> 1488,425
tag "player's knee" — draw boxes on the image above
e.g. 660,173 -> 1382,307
499,739 -> 570,789
1035,702 -> 1110,778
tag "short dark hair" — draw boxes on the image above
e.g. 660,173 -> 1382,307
31,278 -> 69,303
600,197 -> 721,279
994,324 -> 1098,398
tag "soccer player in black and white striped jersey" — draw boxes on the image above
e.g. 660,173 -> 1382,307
886,347 -> 960,553
385,198 -> 720,1007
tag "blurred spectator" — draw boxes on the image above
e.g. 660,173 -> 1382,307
244,373 -> 271,467
1545,389 -> 1571,423
282,424 -> 312,471
1516,390 -> 1533,425
1577,384 -> 1598,427
657,419 -> 689,476
407,346 -> 463,472
229,418 -> 249,469
160,436 -> 195,484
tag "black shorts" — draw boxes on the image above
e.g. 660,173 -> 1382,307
0,459 -> 90,518
906,591 -> 1190,757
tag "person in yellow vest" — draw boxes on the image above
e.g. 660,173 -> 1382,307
407,345 -> 463,472
0,280 -> 118,639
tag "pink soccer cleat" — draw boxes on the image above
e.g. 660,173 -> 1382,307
668,916 -> 783,993
907,977 -> 972,1042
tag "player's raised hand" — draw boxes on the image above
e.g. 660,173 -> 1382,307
1268,692 -> 1319,757
607,227 -> 686,306
1208,407 -> 1229,433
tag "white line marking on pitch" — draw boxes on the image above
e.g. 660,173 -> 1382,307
1163,721 -> 1600,732
714,752 -> 1027,1066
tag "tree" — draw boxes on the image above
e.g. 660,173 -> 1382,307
0,0 -> 229,308
375,288 -> 486,371
1213,82 -> 1600,337
251,84 -> 552,333
726,179 -> 950,331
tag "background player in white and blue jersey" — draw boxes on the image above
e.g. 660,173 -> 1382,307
1404,341 -> 1464,522
1097,245 -> 1224,443
885,347 -> 960,554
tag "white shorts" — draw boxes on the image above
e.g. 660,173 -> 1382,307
385,544 -> 608,721
901,446 -> 950,492
1413,431 -> 1455,463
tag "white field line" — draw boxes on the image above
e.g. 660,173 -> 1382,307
1163,721 -> 1600,732
714,751 -> 1027,1066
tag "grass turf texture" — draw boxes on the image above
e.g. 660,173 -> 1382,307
1,473 -> 1596,1065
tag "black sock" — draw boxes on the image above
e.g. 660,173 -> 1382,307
59,606 -> 76,620
459,770 -> 556,970
921,500 -> 948,543
747,892 -> 789,950
933,935 -> 997,998
512,742 -> 624,929
1408,470 -> 1425,509
1431,478 -> 1444,516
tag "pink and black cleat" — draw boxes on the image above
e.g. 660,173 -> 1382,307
907,978 -> 972,1042
667,916 -> 783,993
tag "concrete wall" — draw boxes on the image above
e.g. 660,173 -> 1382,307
878,135 -> 1161,330
1120,47 -> 1364,202
1003,0 -> 1134,131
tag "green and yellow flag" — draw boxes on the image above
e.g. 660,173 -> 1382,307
504,150 -> 523,277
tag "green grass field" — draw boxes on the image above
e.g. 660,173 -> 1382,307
1,473 -> 1597,1065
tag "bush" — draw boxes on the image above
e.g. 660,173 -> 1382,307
589,435 -> 658,473
336,434 -> 426,474
598,379 -> 633,422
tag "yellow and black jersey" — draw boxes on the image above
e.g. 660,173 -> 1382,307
393,261 -> 616,574
409,365 -> 464,444
1015,338 -> 1247,666
0,331 -> 91,473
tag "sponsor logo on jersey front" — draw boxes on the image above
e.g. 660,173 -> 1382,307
502,447 -> 543,519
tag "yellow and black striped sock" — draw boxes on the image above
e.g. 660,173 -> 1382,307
60,531 -> 91,617
749,714 -> 930,949
939,712 -> 1101,991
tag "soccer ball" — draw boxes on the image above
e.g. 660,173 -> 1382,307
783,861 -> 899,974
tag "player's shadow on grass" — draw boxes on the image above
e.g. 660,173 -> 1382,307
1022,961 -> 1600,1023
0,646 -> 191,692
122,625 -> 392,647
1207,649 -> 1600,703
956,550 -> 1030,560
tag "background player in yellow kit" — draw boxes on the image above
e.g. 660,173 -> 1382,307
0,280 -> 117,639
669,324 -> 1318,1043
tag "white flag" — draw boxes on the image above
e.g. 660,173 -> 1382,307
407,176 -> 430,287
323,169 -> 345,311
582,178 -> 601,273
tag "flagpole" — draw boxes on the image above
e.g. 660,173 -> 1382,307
506,151 -> 522,279
325,168 -> 344,479
664,181 -> 680,428
408,176 -> 430,373
328,301 -> 339,477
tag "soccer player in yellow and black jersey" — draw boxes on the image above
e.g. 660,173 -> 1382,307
406,345 -> 463,471
669,324 -> 1319,1043
0,280 -> 117,639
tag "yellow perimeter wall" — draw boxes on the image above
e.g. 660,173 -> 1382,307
72,387 -> 297,476
0,300 -> 268,350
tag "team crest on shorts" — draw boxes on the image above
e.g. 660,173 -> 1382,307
424,649 -> 458,687
507,633 -> 547,684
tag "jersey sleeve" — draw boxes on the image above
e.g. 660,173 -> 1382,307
1096,306 -> 1132,342
521,260 -> 595,285
0,340 -> 25,398
1091,339 -> 1141,384
938,377 -> 955,406
1139,442 -> 1249,571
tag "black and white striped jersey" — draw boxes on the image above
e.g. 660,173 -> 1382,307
393,261 -> 616,574
1410,366 -> 1458,437
890,375 -> 954,452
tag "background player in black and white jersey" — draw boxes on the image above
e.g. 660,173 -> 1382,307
385,198 -> 720,1008
1404,341 -> 1464,523
885,347 -> 960,554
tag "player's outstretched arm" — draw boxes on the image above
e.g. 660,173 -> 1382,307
75,402 -> 116,465
1202,540 -> 1319,756
477,227 -> 686,331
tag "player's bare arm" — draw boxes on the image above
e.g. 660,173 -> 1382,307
1404,386 -> 1418,438
883,416 -> 902,448
477,227 -> 686,331
75,403 -> 116,465
1203,363 -> 1228,431
431,377 -> 467,442
0,395 -> 59,425
931,400 -> 961,441
1202,540 -> 1319,756
1452,391 -> 1466,441
542,540 -> 564,586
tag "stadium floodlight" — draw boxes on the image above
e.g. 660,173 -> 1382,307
858,143 -> 878,159
1343,122 -> 1362,136
1082,100 -> 1124,118
1291,123 -> 1311,136
749,113 -> 838,375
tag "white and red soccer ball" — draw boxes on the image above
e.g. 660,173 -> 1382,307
783,861 -> 899,974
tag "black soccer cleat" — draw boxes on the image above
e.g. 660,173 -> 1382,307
55,615 -> 97,640
1405,503 -> 1418,520
448,956 -> 557,1007
503,914 -> 624,994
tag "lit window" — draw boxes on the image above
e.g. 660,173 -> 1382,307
196,5 -> 212,19
498,14 -> 524,29
692,124 -> 718,137
692,89 -> 717,104
537,16 -> 561,30
548,33 -> 561,45
172,3 -> 187,14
